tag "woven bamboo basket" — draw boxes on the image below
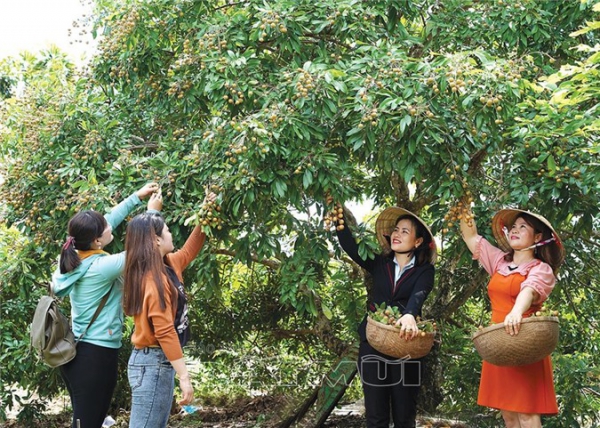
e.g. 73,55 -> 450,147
472,316 -> 559,366
366,317 -> 435,359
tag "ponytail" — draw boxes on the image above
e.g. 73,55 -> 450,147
59,236 -> 80,273
59,211 -> 107,274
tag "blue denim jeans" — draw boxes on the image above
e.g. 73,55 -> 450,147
128,347 -> 175,428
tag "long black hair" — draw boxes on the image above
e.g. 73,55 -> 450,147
123,213 -> 175,315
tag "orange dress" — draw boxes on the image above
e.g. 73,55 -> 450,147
477,271 -> 559,414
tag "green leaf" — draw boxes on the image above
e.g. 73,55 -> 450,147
244,190 -> 255,204
347,127 -> 363,136
400,115 -> 412,133
408,138 -> 416,155
302,169 -> 313,188
547,155 -> 556,172
324,98 -> 338,115
331,80 -> 347,93
322,304 -> 333,320
403,164 -> 415,184
273,179 -> 287,198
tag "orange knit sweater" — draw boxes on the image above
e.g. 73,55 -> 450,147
131,225 -> 206,361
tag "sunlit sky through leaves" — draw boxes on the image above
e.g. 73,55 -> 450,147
0,0 -> 95,63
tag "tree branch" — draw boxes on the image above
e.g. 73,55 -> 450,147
214,248 -> 282,269
127,135 -> 159,150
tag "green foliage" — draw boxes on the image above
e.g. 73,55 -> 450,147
426,0 -> 597,63
551,353 -> 600,427
0,224 -> 62,423
437,323 -> 489,423
1,0 -> 599,424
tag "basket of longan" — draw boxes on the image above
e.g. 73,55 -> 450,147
472,311 -> 560,366
366,304 -> 436,359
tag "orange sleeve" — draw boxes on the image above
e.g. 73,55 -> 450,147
166,225 -> 206,279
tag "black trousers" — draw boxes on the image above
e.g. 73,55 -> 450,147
59,341 -> 119,428
358,340 -> 422,428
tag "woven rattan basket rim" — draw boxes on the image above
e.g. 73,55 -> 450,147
366,316 -> 435,359
472,316 -> 558,340
367,316 -> 436,338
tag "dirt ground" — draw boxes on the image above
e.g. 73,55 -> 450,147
2,413 -> 467,428
2,395 -> 470,428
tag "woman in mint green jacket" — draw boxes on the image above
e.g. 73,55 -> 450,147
52,183 -> 161,428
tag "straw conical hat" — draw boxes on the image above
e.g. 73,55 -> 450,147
491,209 -> 565,267
375,207 -> 437,264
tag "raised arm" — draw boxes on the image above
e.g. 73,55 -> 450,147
459,203 -> 479,255
105,182 -> 159,229
136,182 -> 160,200
146,187 -> 163,212
335,215 -> 376,272
168,192 -> 216,271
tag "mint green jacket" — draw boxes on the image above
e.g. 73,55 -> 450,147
52,193 -> 153,349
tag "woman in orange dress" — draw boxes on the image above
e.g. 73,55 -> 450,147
460,208 -> 565,428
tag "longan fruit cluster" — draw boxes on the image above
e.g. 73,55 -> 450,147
293,161 -> 312,175
172,128 -> 188,143
380,65 -> 403,82
324,202 -> 345,231
167,80 -> 192,98
358,108 -> 379,128
294,69 -> 315,100
84,130 -> 102,146
197,189 -> 224,230
425,76 -> 441,94
446,75 -> 469,93
258,11 -> 287,42
225,142 -> 248,164
479,94 -> 503,112
370,304 -> 437,335
325,11 -> 341,26
98,9 -> 140,57
364,76 -> 384,90
534,307 -> 560,317
198,31 -> 227,52
443,198 -> 475,233
207,183 -> 224,194
406,105 -> 434,118
222,82 -> 245,106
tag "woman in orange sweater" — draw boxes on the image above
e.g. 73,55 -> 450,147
123,190 -> 216,428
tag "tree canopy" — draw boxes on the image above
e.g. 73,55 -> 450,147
1,0 -> 599,426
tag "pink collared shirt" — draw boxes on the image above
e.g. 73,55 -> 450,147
473,236 -> 556,304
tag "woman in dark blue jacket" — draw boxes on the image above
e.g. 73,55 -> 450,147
336,206 -> 436,428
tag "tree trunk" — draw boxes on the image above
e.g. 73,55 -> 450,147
276,343 -> 359,428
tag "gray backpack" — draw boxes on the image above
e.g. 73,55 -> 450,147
30,295 -> 77,368
30,285 -> 112,368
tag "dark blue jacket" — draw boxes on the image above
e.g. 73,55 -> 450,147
337,224 -> 435,341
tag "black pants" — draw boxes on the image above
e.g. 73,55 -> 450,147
59,341 -> 119,428
358,341 -> 422,428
